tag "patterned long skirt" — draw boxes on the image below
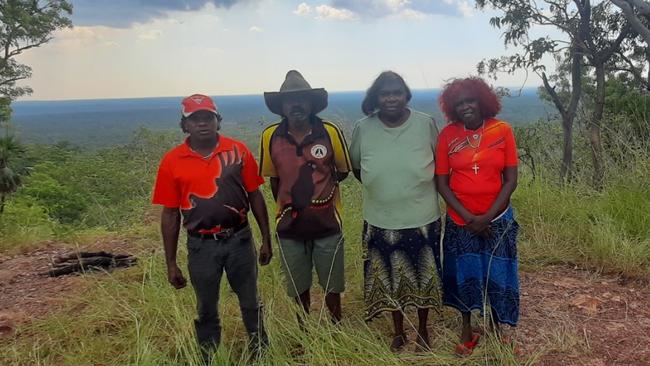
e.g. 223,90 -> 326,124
363,219 -> 442,321
434,207 -> 520,326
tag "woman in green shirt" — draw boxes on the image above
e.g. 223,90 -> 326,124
350,71 -> 442,351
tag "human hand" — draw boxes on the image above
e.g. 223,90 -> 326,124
259,243 -> 273,266
465,215 -> 491,235
167,263 -> 187,289
478,226 -> 492,239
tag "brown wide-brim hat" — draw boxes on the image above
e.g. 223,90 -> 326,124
264,70 -> 328,116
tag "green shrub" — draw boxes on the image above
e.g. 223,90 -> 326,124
0,195 -> 54,251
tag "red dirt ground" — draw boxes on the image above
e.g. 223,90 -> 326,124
517,266 -> 650,366
1,244 -> 648,365
0,239 -> 138,337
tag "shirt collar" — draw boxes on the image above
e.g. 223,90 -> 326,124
178,134 -> 234,158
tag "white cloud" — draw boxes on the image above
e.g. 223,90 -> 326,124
249,25 -> 262,32
315,5 -> 358,21
327,0 -> 471,19
138,29 -> 163,40
457,1 -> 474,17
294,2 -> 311,16
436,0 -> 474,17
386,0 -> 411,12
51,26 -> 124,48
397,8 -> 427,20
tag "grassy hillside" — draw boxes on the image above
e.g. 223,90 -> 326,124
0,124 -> 648,365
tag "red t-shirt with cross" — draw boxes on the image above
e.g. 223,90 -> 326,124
435,118 -> 518,225
152,135 -> 264,233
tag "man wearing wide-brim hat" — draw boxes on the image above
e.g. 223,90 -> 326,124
259,70 -> 352,322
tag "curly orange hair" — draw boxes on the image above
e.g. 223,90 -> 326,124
439,77 -> 501,123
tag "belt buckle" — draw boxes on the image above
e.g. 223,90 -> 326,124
212,227 -> 234,241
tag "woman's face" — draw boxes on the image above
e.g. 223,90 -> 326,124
454,91 -> 482,125
377,79 -> 408,117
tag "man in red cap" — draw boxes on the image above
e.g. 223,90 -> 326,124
152,94 -> 272,362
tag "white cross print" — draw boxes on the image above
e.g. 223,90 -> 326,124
472,163 -> 479,175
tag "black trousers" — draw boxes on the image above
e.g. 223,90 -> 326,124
186,226 -> 267,350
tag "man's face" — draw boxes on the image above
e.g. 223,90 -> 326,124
281,93 -> 312,123
183,110 -> 219,140
377,79 -> 408,117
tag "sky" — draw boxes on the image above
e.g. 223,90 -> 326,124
16,0 -> 557,101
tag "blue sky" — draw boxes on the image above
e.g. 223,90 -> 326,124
17,0 -> 553,100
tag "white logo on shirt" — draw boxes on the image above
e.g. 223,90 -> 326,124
311,144 -> 327,159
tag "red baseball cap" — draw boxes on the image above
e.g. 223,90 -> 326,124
181,94 -> 218,117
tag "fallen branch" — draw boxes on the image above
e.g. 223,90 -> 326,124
41,251 -> 137,277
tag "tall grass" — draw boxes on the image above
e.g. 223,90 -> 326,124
1,182 -> 527,366
1,123 -> 649,364
514,148 -> 650,277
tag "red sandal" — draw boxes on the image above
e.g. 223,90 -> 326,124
455,333 -> 480,356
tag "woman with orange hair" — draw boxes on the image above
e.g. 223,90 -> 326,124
434,77 -> 519,355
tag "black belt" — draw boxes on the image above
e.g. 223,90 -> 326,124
187,221 -> 248,241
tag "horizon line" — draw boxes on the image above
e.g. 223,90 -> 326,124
15,86 -> 541,104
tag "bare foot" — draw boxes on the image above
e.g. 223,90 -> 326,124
390,333 -> 406,352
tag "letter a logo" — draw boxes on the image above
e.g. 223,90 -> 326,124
311,144 -> 327,159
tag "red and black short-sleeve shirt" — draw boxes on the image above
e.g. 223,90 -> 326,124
152,135 -> 264,233
259,118 -> 351,239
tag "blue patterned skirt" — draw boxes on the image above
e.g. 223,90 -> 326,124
434,207 -> 520,326
363,220 -> 442,321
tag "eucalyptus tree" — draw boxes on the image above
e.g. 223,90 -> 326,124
0,0 -> 72,214
476,0 -> 591,182
0,0 -> 72,98
476,0 -> 640,186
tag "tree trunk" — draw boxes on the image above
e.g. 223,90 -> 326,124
647,48 -> 650,90
560,1 -> 590,183
542,15 -> 585,185
542,66 -> 581,185
589,64 -> 606,189
0,193 -> 5,214
560,116 -> 574,182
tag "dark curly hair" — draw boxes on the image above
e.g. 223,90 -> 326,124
438,77 -> 501,123
362,71 -> 412,116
